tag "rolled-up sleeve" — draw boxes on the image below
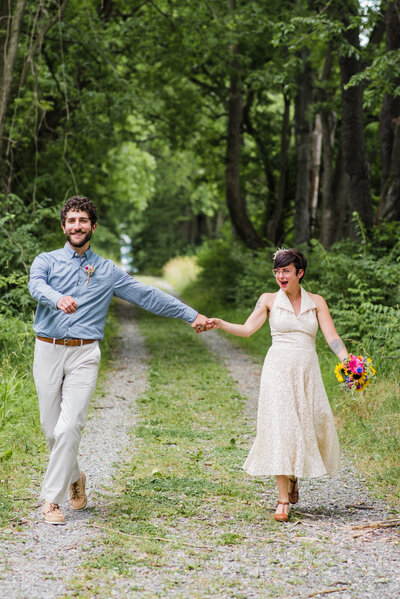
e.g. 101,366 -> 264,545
28,254 -> 63,309
112,265 -> 198,322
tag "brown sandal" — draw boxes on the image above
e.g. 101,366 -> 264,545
288,476 -> 299,504
274,501 -> 290,522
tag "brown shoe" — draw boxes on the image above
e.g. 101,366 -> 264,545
69,471 -> 87,510
288,476 -> 299,504
274,501 -> 290,522
42,502 -> 66,525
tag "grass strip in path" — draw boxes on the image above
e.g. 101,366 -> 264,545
72,311 -> 305,597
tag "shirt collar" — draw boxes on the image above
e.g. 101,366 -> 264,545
276,286 -> 316,315
62,242 -> 93,261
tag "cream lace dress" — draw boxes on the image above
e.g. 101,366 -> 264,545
243,287 -> 341,478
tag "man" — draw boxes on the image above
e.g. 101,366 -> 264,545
28,195 -> 208,525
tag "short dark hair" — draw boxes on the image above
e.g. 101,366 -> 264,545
273,248 -> 307,281
60,196 -> 97,226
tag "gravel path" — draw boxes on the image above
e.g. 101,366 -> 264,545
0,301 -> 149,598
0,303 -> 399,599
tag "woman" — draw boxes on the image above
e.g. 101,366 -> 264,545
207,248 -> 348,522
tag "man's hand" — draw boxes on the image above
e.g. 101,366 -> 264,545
191,313 -> 208,334
57,296 -> 78,314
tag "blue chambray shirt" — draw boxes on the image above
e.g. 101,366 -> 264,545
28,243 -> 198,340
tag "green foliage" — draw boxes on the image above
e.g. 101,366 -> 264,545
0,315 -> 36,444
194,237 -> 248,306
345,51 -> 400,112
1,0 -> 396,289
0,195 -> 61,318
130,149 -> 224,273
306,227 -> 400,373
0,314 -> 41,526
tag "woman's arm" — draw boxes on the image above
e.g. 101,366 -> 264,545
313,294 -> 348,360
207,294 -> 270,338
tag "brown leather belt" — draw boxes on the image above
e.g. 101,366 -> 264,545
36,336 -> 96,347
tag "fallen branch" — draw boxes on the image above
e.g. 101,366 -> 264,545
306,587 -> 350,597
350,518 -> 400,531
345,504 -> 374,510
87,523 -> 214,551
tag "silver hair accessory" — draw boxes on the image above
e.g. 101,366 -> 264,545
272,248 -> 287,260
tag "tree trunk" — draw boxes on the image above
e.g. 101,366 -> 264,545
331,143 -> 350,245
0,0 -> 26,163
319,110 -> 339,247
242,89 -> 276,242
225,0 -> 264,250
267,94 -> 291,245
317,44 -> 340,248
310,113 -> 322,234
379,117 -> 400,220
378,0 -> 400,221
339,20 -> 373,238
294,51 -> 313,245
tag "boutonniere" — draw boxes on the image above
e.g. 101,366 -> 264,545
84,264 -> 95,285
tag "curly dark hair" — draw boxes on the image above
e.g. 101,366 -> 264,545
273,248 -> 307,281
60,196 -> 97,226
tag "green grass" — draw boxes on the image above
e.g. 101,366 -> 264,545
332,378 -> 400,507
0,316 -> 43,526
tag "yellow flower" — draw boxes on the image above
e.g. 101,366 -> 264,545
334,363 -> 345,383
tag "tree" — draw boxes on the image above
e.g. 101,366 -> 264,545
0,0 -> 25,165
294,48 -> 313,245
378,0 -> 400,221
318,45 -> 341,248
338,2 -> 373,238
225,0 -> 265,249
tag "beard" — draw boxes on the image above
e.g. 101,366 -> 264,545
64,229 -> 93,248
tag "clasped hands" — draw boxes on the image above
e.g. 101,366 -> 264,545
191,314 -> 221,334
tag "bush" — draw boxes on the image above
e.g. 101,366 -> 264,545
305,235 -> 400,376
195,237 -> 278,309
0,195 -> 61,319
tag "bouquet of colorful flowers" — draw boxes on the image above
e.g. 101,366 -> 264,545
334,355 -> 376,392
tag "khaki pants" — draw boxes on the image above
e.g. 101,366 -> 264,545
33,339 -> 101,504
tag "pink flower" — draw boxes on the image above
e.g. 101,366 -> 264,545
347,355 -> 364,374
